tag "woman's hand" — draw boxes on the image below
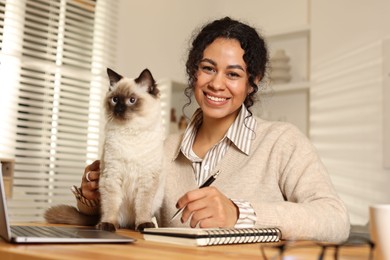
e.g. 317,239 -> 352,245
81,160 -> 101,200
176,186 -> 239,228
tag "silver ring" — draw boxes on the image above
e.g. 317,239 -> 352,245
86,171 -> 91,182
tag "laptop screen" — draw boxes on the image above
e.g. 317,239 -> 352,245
0,163 -> 12,242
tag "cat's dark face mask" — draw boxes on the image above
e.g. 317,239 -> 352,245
111,95 -> 138,118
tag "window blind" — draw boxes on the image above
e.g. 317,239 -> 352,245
0,0 -> 117,222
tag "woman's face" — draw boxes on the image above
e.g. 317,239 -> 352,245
194,38 -> 252,122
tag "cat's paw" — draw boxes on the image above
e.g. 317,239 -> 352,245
136,222 -> 155,232
96,222 -> 117,232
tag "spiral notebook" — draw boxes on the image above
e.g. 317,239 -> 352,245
142,227 -> 281,246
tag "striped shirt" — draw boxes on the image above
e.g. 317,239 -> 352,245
180,104 -> 257,228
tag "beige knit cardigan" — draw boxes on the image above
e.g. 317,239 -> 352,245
157,117 -> 350,243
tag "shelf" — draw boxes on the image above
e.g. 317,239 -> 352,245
261,81 -> 310,94
266,25 -> 310,39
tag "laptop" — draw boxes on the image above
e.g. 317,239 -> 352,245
0,166 -> 135,244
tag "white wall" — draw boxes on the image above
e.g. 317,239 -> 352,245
311,0 -> 390,224
116,0 -> 308,83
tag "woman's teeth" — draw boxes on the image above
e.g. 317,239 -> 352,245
206,94 -> 227,102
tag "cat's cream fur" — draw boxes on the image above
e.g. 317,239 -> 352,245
98,68 -> 165,231
44,68 -> 165,231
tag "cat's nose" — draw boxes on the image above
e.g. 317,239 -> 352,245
114,104 -> 126,115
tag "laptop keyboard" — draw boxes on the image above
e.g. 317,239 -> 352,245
11,225 -> 78,238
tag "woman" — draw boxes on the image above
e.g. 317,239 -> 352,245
77,17 -> 350,243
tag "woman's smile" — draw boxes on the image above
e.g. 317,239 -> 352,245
204,92 -> 230,103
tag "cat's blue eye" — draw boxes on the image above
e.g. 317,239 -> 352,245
127,97 -> 136,105
111,97 -> 119,104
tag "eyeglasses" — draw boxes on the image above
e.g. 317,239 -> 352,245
259,235 -> 374,260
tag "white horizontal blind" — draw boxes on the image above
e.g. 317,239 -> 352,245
0,0 -> 117,222
311,41 -> 383,224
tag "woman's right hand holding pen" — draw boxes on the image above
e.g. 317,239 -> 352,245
175,186 -> 239,228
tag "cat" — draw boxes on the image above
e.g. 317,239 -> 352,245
44,68 -> 165,232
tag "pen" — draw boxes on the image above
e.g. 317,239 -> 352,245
170,170 -> 220,222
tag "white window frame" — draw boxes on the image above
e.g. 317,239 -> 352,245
0,0 -> 117,222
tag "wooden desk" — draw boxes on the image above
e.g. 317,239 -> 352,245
0,224 -> 369,260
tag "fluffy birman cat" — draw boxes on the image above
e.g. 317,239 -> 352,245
45,68 -> 165,231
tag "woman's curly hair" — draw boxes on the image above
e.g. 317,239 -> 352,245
183,17 -> 269,116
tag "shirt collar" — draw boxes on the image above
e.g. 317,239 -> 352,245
179,109 -> 203,161
177,105 -> 257,159
226,105 -> 256,155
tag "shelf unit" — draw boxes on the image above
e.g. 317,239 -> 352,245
255,24 -> 311,136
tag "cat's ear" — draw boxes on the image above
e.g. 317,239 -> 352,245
135,69 -> 159,97
107,68 -> 123,90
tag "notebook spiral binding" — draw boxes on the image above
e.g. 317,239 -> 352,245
204,228 -> 281,246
